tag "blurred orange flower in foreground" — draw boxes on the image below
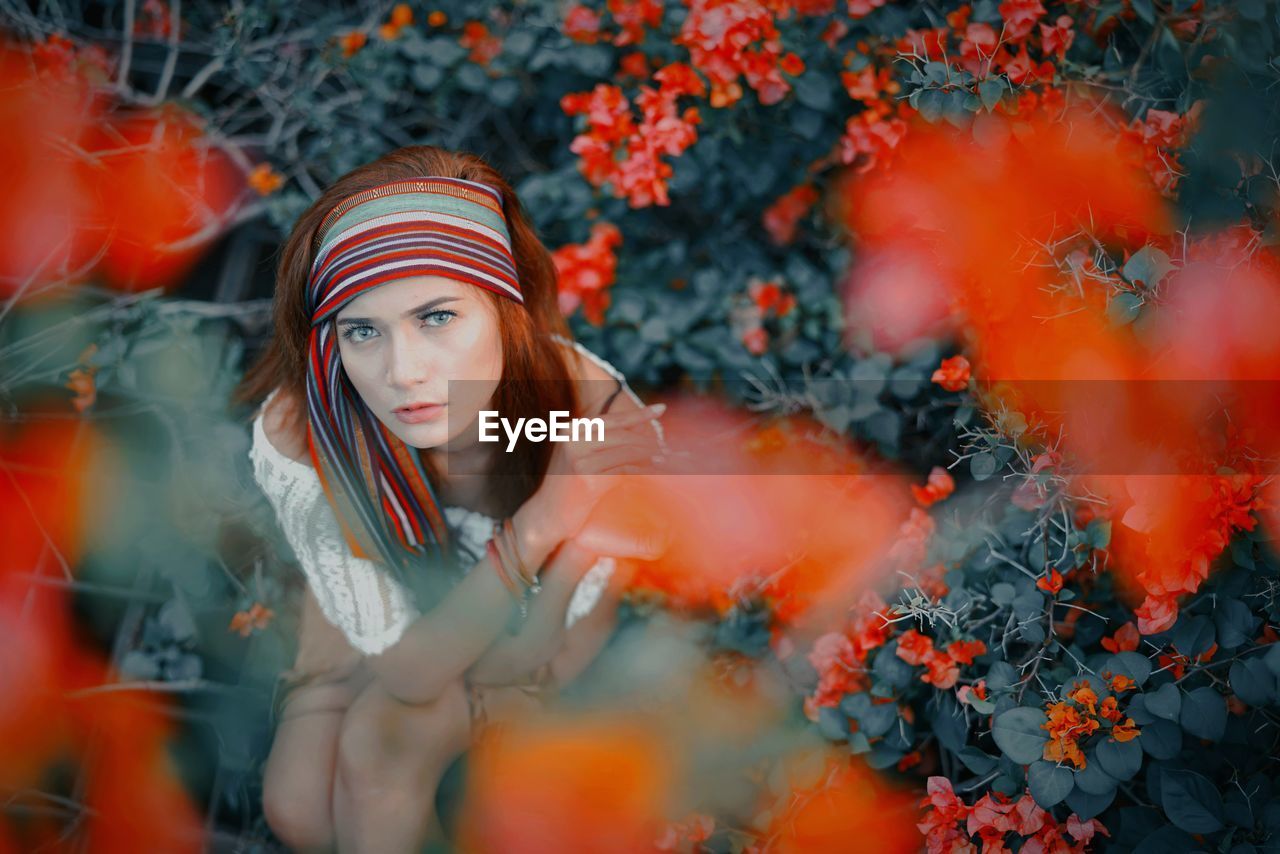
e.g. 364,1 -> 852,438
582,397 -> 912,628
457,714 -> 675,853
840,104 -> 1280,633
1,418 -> 203,850
0,36 -> 246,298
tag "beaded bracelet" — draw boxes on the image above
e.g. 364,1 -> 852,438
485,535 -> 521,600
501,516 -> 541,594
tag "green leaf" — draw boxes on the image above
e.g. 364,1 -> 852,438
971,452 -> 998,481
978,78 -> 1006,112
992,707 -> 1049,764
1230,657 -> 1276,708
1028,760 -> 1074,807
873,643 -> 916,689
411,63 -> 443,90
489,78 -> 520,107
1215,598 -> 1258,650
1160,768 -> 1225,834
1139,719 -> 1182,760
916,88 -> 947,123
1105,651 -> 1153,687
990,583 -> 1016,605
1173,615 -> 1215,657
1145,682 -> 1182,722
1180,686 -> 1227,741
1096,736 -> 1142,781
860,701 -> 898,738
793,72 -> 834,111
817,705 -> 849,741
1107,292 -> 1143,326
1123,245 -> 1175,289
1065,786 -> 1116,822
866,745 -> 906,770
1086,519 -> 1112,549
957,746 -> 998,775
1073,754 -> 1118,796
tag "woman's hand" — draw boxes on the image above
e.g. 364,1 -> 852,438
518,402 -> 666,551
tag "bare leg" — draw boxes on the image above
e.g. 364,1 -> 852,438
332,677 -> 473,854
262,684 -> 354,853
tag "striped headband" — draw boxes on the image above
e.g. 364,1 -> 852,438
303,176 -> 526,573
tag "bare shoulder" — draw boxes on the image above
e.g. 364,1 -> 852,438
554,338 -> 644,416
261,387 -> 311,465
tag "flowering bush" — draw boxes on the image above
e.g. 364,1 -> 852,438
4,0 -> 1280,850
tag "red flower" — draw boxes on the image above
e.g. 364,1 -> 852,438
946,639 -> 987,666
564,4 -> 604,43
912,466 -> 956,507
1101,621 -> 1140,653
1135,595 -> 1178,635
931,355 -> 971,392
1035,568 -> 1064,595
460,21 -> 503,65
762,184 -> 819,245
1039,15 -> 1075,59
552,221 -> 622,325
896,628 -> 934,666
998,0 -> 1047,42
741,326 -> 769,355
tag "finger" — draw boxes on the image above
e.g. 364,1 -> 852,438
576,444 -> 660,475
595,402 -> 667,429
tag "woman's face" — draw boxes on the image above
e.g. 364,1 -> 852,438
334,275 -> 503,451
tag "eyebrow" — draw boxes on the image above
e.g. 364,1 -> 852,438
336,296 -> 461,326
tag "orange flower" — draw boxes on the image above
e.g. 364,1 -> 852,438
762,183 -> 819,245
911,465 -> 956,507
1135,594 -> 1178,634
391,3 -> 413,27
1067,684 -> 1098,717
1106,672 -> 1135,693
339,30 -> 367,57
1042,700 -> 1099,769
229,602 -> 274,637
895,628 -> 934,666
460,21 -> 503,65
1036,568 -> 1064,595
1101,621 -> 1140,653
66,367 -> 96,413
922,654 -> 960,690
247,162 -> 283,196
428,10 -> 447,26
946,639 -> 987,666
931,355 -> 970,391
1098,696 -> 1123,723
1111,718 -> 1140,742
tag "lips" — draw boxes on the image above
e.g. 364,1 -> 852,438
393,402 -> 446,425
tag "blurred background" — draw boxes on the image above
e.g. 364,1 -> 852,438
2,0 -> 1280,851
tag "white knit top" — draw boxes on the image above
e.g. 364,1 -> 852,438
247,336 -> 660,656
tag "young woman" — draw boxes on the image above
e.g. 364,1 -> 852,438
233,146 -> 668,852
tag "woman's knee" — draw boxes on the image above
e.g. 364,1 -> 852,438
335,677 -> 472,790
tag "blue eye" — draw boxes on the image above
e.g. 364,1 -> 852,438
340,324 -> 376,343
338,310 -> 457,344
420,309 -> 457,327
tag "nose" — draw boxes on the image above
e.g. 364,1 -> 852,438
384,327 -> 431,390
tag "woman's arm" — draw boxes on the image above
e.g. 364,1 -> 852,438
364,499 -> 562,705
462,539 -> 602,686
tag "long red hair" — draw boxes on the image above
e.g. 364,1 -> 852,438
233,145 -> 580,526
